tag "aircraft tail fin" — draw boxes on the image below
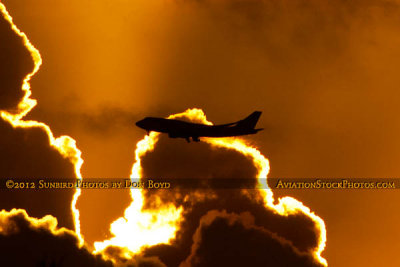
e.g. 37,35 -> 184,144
237,111 -> 262,129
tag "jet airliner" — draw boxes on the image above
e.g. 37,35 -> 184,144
135,111 -> 263,142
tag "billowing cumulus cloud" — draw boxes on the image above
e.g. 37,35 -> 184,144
0,118 -> 76,229
0,209 -> 111,267
101,246 -> 167,267
132,127 -> 323,266
0,6 -> 77,229
0,209 -> 167,267
181,210 -> 323,267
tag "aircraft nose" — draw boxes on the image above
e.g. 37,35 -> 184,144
135,119 -> 145,129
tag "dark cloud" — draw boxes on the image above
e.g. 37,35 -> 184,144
102,246 -> 167,267
181,210 -> 323,267
0,10 -> 76,230
0,118 -> 77,229
0,119 -> 75,178
141,136 -> 258,179
139,133 -> 321,266
143,190 -> 321,266
0,209 -> 112,267
0,209 -> 169,267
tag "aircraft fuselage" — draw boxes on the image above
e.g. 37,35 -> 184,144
135,111 -> 263,142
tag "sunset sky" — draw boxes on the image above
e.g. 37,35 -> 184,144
1,1 -> 400,266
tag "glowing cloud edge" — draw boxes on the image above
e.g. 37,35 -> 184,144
95,108 -> 327,266
0,3 -> 84,244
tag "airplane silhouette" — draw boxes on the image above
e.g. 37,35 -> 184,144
135,111 -> 263,142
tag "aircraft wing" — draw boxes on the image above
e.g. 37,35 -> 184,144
217,122 -> 238,127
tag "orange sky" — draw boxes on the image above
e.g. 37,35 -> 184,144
2,1 -> 400,266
